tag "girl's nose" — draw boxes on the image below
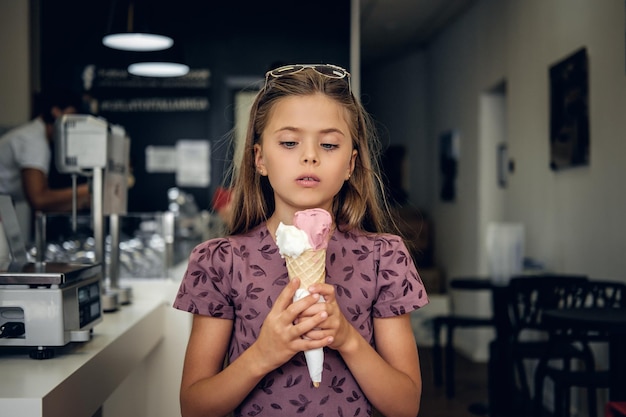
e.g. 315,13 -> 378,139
301,144 -> 319,164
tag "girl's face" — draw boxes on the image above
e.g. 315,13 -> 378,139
254,93 -> 357,222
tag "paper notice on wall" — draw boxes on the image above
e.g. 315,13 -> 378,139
176,140 -> 210,187
146,146 -> 177,173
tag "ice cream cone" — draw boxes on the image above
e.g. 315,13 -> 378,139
285,248 -> 326,289
275,209 -> 332,388
285,248 -> 326,388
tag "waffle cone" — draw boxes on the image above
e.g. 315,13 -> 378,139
285,249 -> 326,289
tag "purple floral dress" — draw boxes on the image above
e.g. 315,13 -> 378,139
173,224 -> 428,417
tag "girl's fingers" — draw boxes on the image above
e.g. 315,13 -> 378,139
307,283 -> 335,302
273,279 -> 325,327
271,278 -> 300,314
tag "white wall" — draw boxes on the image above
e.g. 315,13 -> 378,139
365,0 -> 626,281
429,0 -> 626,280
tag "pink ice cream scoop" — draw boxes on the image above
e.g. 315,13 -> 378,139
293,208 -> 333,250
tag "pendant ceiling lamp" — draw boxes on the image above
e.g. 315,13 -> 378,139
103,32 -> 173,52
103,0 -> 173,52
126,44 -> 189,77
128,62 -> 189,77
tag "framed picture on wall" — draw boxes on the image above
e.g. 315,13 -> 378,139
549,47 -> 590,171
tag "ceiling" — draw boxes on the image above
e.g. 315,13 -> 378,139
39,0 -> 477,71
360,0 -> 477,64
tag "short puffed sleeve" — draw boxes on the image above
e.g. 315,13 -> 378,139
372,234 -> 429,318
172,238 -> 235,318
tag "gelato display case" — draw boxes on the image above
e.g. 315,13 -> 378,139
32,209 -> 220,280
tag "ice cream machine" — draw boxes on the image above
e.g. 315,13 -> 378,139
53,114 -> 132,311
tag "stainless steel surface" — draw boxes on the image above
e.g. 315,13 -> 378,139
109,213 -> 120,289
0,262 -> 101,286
71,174 -> 78,231
108,213 -> 133,305
163,211 -> 175,279
35,212 -> 46,263
117,286 -> 132,305
102,290 -> 119,312
93,167 -> 104,269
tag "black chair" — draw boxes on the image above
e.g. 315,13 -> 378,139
534,280 -> 626,417
505,274 -> 590,414
432,278 -> 494,398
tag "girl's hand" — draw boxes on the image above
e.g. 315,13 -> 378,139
299,283 -> 355,352
252,278 -> 332,373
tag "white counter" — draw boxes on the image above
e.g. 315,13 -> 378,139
0,285 -> 167,417
101,278 -> 192,417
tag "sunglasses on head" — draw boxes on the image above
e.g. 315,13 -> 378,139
264,64 -> 352,92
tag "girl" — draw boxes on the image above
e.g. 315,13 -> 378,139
173,64 -> 429,417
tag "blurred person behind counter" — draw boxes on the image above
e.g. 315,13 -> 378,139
0,87 -> 91,212
0,87 -> 91,256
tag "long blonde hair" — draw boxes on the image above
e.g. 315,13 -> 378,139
227,66 -> 397,236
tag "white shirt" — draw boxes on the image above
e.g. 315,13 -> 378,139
0,118 -> 50,203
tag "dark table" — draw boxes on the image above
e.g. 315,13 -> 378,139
543,308 -> 626,401
448,278 -> 514,416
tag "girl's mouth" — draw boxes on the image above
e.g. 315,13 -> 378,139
296,175 -> 320,186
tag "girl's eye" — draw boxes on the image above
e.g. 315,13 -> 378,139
321,143 -> 339,150
280,141 -> 297,148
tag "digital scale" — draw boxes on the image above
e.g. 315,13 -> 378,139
0,195 -> 102,359
0,261 -> 102,359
